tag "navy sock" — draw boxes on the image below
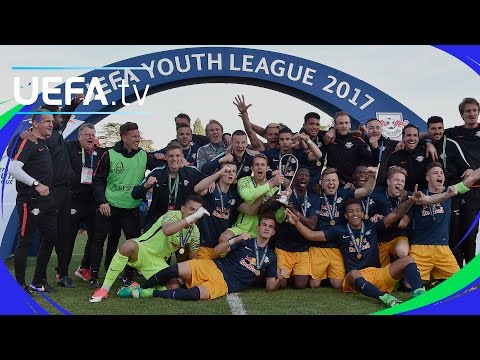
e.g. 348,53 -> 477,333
142,264 -> 179,289
404,263 -> 423,290
152,287 -> 201,301
354,277 -> 384,299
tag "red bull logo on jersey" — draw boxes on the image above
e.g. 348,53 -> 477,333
421,203 -> 445,217
212,206 -> 231,220
240,256 -> 258,274
377,112 -> 409,140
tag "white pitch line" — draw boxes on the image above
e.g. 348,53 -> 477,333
227,293 -> 247,315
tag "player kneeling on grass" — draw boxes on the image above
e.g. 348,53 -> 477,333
90,195 -> 210,303
286,185 -> 427,308
118,214 -> 286,301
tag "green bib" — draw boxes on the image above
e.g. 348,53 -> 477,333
105,149 -> 147,209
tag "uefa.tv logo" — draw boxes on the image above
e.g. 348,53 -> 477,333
13,77 -> 150,106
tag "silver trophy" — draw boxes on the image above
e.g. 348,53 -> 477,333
276,154 -> 299,205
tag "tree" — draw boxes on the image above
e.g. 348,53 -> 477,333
192,117 -> 205,136
96,122 -> 155,152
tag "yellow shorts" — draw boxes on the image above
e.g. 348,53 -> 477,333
197,246 -> 219,260
128,243 -> 169,280
186,259 -> 229,300
342,265 -> 396,293
378,236 -> 409,267
409,244 -> 460,281
275,248 -> 309,278
309,247 -> 345,281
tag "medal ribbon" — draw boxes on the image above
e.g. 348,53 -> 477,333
254,239 -> 268,271
323,192 -> 338,222
168,176 -> 179,205
347,222 -> 365,257
179,226 -> 194,250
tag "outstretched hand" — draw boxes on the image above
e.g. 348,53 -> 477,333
285,208 -> 299,225
409,184 -> 424,201
233,95 -> 252,114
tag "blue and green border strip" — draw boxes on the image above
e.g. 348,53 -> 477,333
0,45 -> 478,315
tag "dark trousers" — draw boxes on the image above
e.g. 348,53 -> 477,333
66,195 -> 97,270
50,184 -> 71,277
14,199 -> 57,286
449,196 -> 479,268
90,206 -> 141,279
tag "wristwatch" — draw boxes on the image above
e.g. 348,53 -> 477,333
32,180 -> 39,187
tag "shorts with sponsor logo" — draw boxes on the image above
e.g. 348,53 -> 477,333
309,247 -> 345,281
197,246 -> 219,260
275,248 -> 309,277
186,259 -> 229,300
128,243 -> 169,281
379,236 -> 409,267
342,265 -> 395,293
409,244 -> 460,281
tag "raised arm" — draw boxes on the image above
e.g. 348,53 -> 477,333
194,167 -> 228,196
238,195 -> 264,216
296,133 -> 322,160
234,95 -> 265,151
384,185 -> 422,228
162,207 -> 210,236
354,167 -> 378,198
237,175 -> 281,202
416,185 -> 458,205
286,209 -> 326,242
213,232 -> 250,256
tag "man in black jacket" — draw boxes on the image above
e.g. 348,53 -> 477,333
132,141 -> 205,232
89,122 -> 160,288
66,123 -> 105,284
20,95 -> 84,288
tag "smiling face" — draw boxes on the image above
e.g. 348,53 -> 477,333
402,127 -> 419,151
166,148 -> 183,172
321,172 -> 340,195
206,122 -> 223,145
293,168 -> 310,191
265,126 -> 279,149
387,172 -> 406,197
232,134 -> 247,156
78,126 -> 96,151
427,121 -> 444,142
304,117 -> 320,138
354,165 -> 369,188
367,119 -> 382,139
344,202 -> 363,227
176,126 -> 192,147
122,129 -> 141,151
32,114 -> 54,138
426,165 -> 445,190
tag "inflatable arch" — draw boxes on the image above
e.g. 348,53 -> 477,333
0,46 -> 427,259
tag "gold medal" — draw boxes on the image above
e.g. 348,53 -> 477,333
364,214 -> 369,220
179,248 -> 185,255
316,160 -> 321,167
330,219 -> 336,226
254,269 -> 261,276
357,253 -> 362,259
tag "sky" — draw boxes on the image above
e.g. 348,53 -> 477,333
1,45 -> 479,149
